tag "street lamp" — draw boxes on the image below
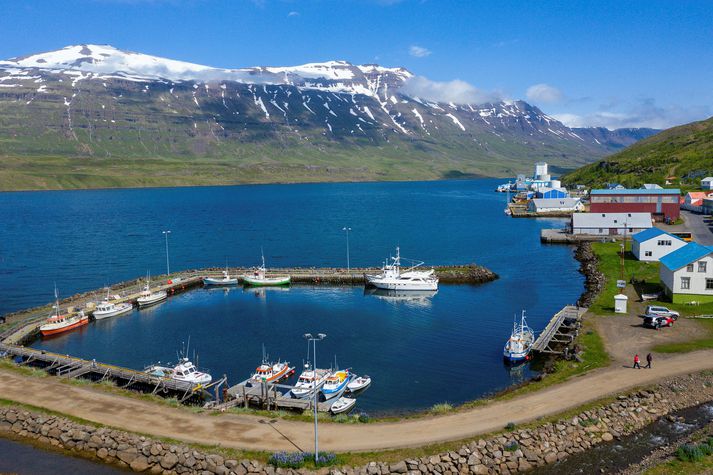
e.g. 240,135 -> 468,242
303,332 -> 326,464
342,227 -> 351,280
162,230 -> 171,276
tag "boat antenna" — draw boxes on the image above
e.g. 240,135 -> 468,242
54,282 -> 59,317
186,335 -> 191,360
261,247 -> 266,269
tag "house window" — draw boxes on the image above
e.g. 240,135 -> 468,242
681,277 -> 690,290
707,279 -> 713,290
687,264 -> 694,272
645,251 -> 653,257
699,261 -> 708,273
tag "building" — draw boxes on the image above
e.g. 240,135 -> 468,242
571,212 -> 652,236
631,228 -> 687,262
606,183 -> 625,190
702,177 -> 713,190
589,188 -> 681,221
659,242 -> 713,303
535,187 -> 569,199
641,184 -> 663,190
704,197 -> 713,215
683,192 -> 712,212
534,162 -> 549,180
528,198 -> 583,213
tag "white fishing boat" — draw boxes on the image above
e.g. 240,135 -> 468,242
145,357 -> 212,385
330,396 -> 357,414
243,251 -> 290,287
136,272 -> 167,308
203,267 -> 238,286
346,375 -> 371,393
321,369 -> 351,400
365,247 -> 438,291
291,365 -> 331,399
503,310 -> 535,363
93,300 -> 133,319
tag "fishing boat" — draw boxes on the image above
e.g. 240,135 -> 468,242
365,247 -> 438,291
321,369 -> 351,400
136,272 -> 167,308
330,396 -> 357,414
291,365 -> 331,399
203,267 -> 238,286
503,310 -> 535,363
346,375 -> 371,393
93,289 -> 133,319
248,346 -> 294,385
145,357 -> 212,385
242,251 -> 290,287
40,287 -> 90,337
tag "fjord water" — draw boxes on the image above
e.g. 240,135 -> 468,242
1,179 -> 583,413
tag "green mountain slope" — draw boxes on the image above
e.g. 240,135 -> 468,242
563,117 -> 713,188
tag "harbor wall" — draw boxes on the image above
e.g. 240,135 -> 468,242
2,371 -> 713,474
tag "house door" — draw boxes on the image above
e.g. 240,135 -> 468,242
609,228 -> 618,235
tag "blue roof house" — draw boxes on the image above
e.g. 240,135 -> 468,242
631,228 -> 686,262
659,242 -> 713,303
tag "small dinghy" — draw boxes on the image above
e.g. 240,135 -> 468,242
330,396 -> 356,414
347,375 -> 371,393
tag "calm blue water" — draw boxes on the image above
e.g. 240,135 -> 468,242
0,179 -> 583,413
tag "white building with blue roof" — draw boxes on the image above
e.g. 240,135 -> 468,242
631,228 -> 687,262
659,242 -> 713,303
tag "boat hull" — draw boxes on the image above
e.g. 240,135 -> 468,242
243,276 -> 291,287
368,279 -> 438,291
40,316 -> 89,336
203,278 -> 238,286
330,397 -> 357,414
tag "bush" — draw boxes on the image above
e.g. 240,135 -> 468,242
357,412 -> 370,423
505,422 -> 516,431
676,443 -> 706,462
430,403 -> 453,414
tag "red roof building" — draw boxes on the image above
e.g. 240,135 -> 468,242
589,188 -> 681,221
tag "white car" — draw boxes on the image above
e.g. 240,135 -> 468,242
645,305 -> 680,319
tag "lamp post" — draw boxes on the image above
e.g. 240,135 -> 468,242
303,332 -> 326,464
162,230 -> 171,276
342,227 -> 351,281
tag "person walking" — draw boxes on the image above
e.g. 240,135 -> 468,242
633,354 -> 641,369
645,353 -> 653,369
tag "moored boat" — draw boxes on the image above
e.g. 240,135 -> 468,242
243,251 -> 290,287
291,365 -> 331,399
503,310 -> 535,363
346,375 -> 371,393
330,396 -> 357,414
40,287 -> 89,337
248,346 -> 294,384
145,357 -> 212,385
93,300 -> 133,319
203,268 -> 238,286
365,247 -> 438,291
136,273 -> 167,308
321,369 -> 351,400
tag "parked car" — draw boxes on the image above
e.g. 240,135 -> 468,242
643,314 -> 676,329
645,305 -> 680,319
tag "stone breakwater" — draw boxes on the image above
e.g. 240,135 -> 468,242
574,242 -> 604,308
1,372 -> 713,474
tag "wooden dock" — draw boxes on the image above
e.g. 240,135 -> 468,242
0,343 -> 225,403
531,305 -> 587,355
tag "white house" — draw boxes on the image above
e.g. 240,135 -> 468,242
659,242 -> 713,303
702,177 -> 713,191
631,228 -> 687,262
571,212 -> 652,236
528,198 -> 583,213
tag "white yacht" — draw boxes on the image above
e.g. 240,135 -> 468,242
136,273 -> 167,308
145,357 -> 212,385
366,247 -> 438,291
93,300 -> 133,319
291,364 -> 331,399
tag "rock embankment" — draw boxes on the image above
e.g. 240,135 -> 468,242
435,265 -> 499,284
574,242 -> 604,307
1,372 -> 712,474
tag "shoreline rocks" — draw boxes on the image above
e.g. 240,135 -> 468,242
574,242 -> 604,308
1,372 -> 712,474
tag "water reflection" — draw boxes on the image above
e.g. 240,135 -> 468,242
363,288 -> 438,307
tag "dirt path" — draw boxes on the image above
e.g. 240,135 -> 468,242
2,350 -> 713,452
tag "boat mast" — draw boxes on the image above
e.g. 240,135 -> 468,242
54,283 -> 60,317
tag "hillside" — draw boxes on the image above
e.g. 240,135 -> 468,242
0,45 -> 657,190
563,117 -> 713,188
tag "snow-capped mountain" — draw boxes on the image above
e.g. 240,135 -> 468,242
0,45 -> 657,189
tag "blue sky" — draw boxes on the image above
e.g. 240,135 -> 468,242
1,0 -> 711,129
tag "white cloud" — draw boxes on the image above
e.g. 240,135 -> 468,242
400,76 -> 503,105
409,45 -> 431,58
552,99 -> 712,130
526,83 -> 562,103
287,10 -> 299,16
